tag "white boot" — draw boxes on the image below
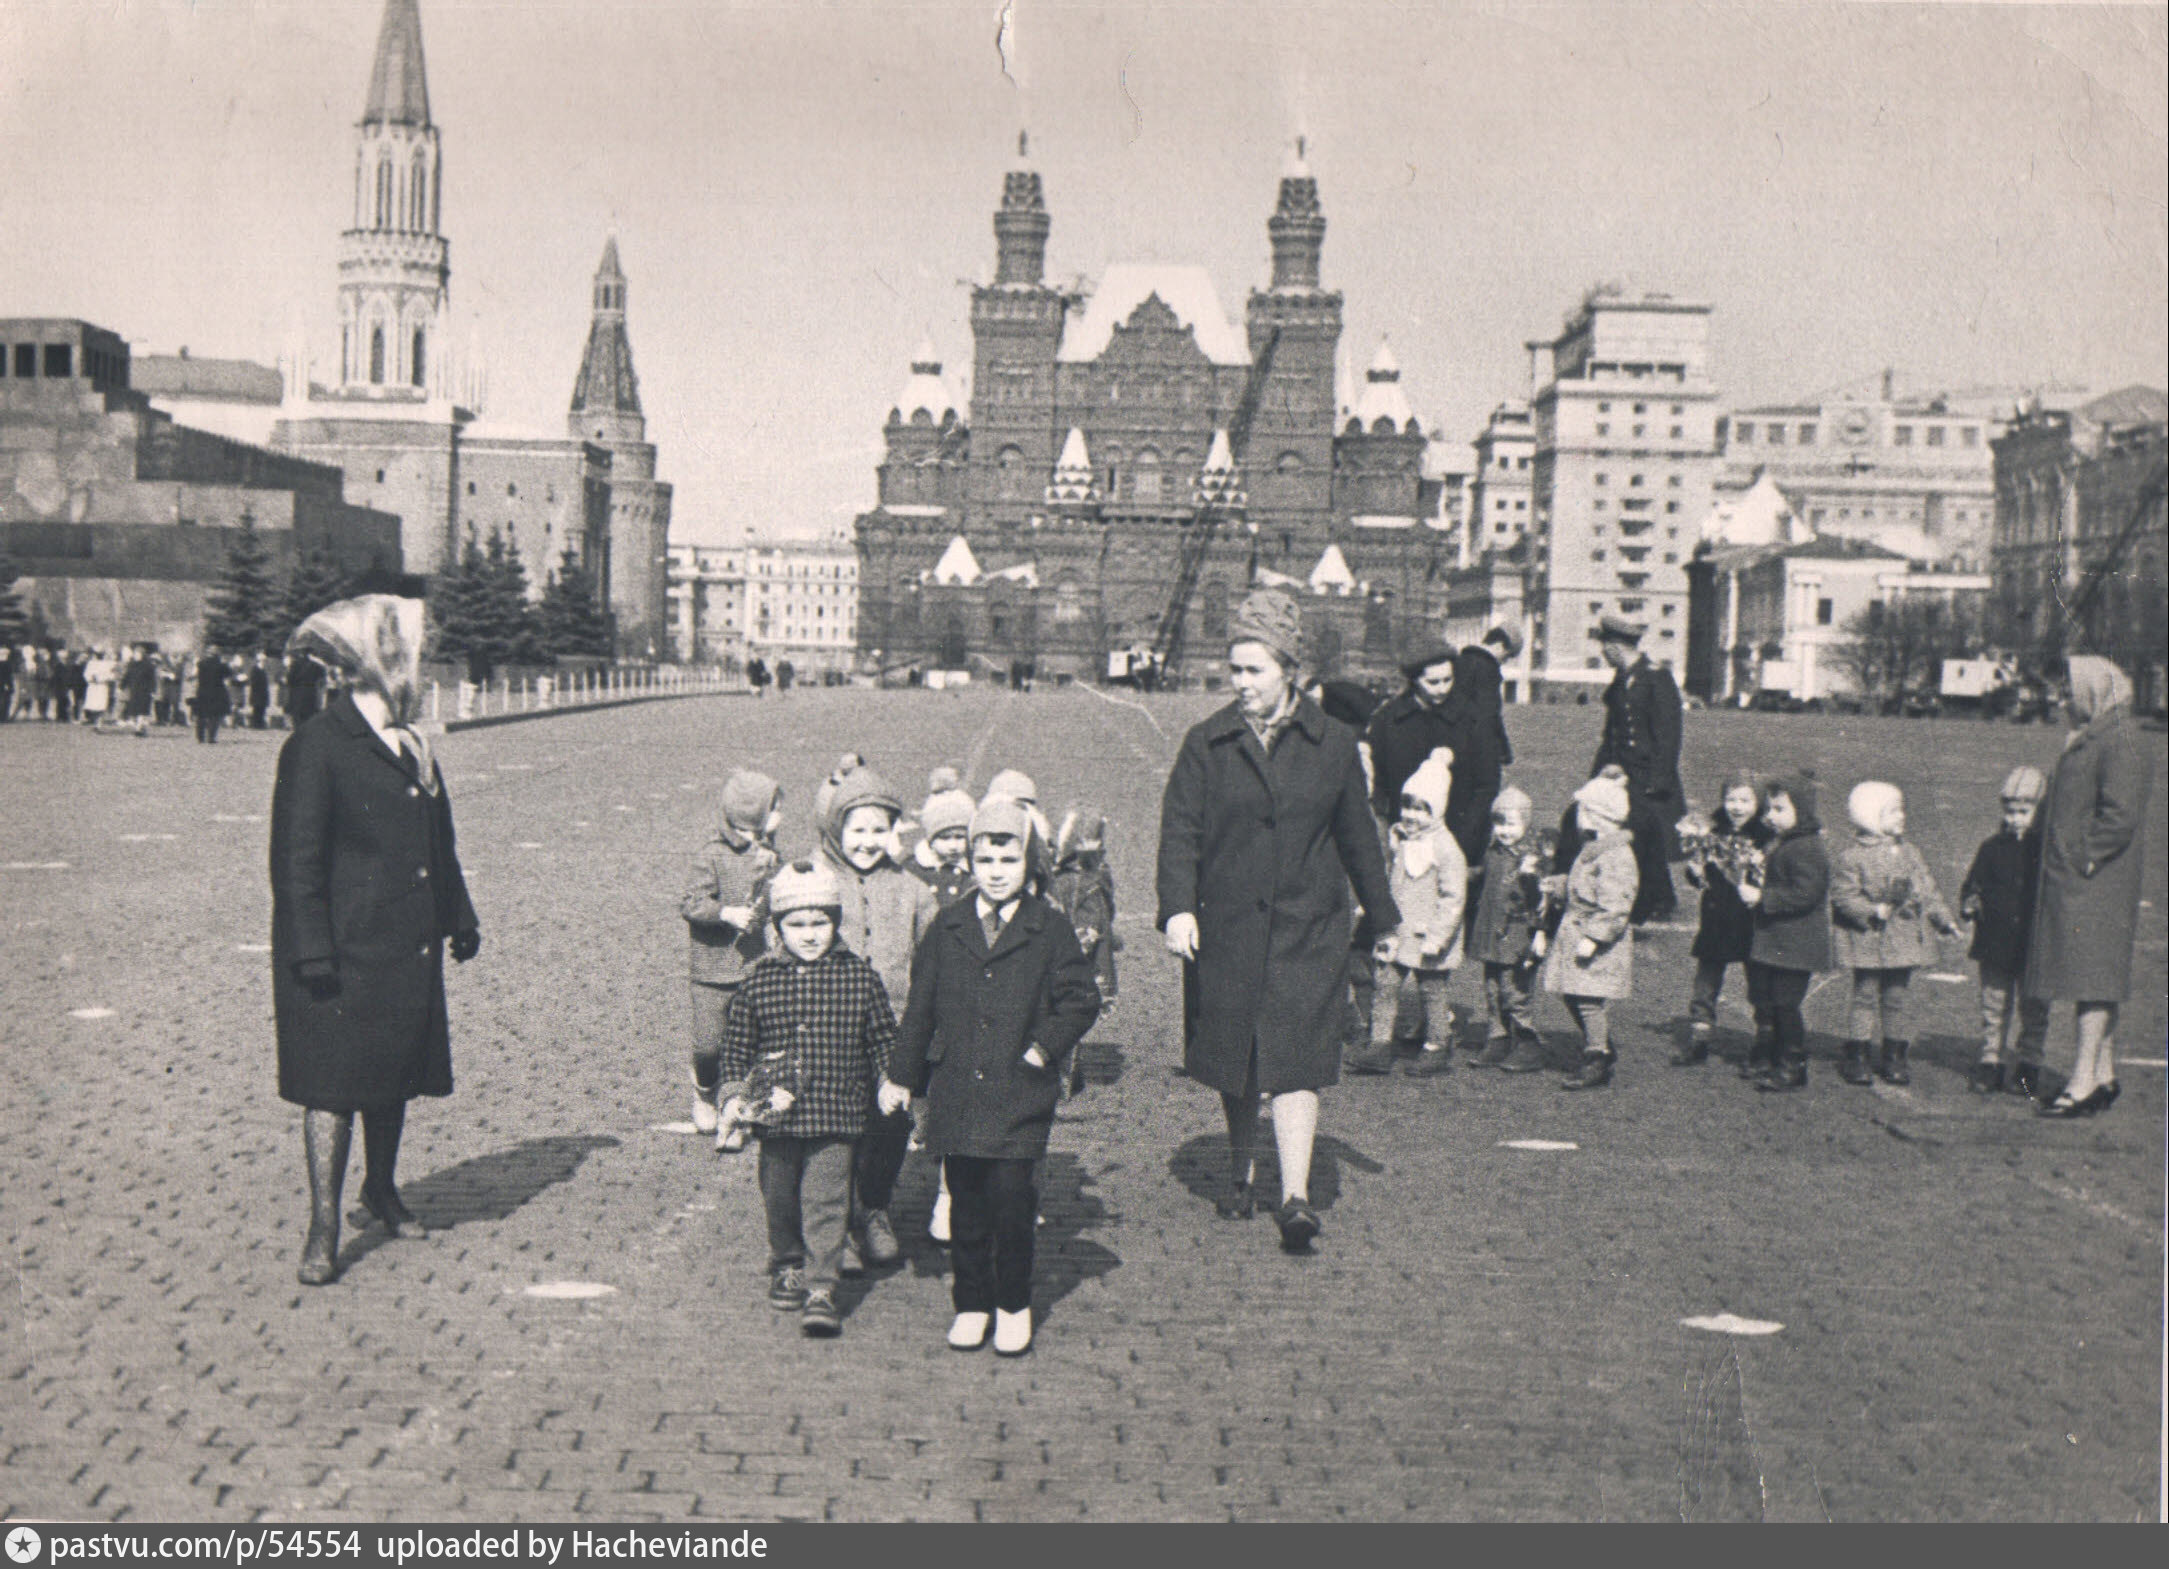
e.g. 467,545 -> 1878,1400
929,1187 -> 951,1243
947,1311 -> 990,1350
690,1072 -> 719,1136
993,1307 -> 1033,1356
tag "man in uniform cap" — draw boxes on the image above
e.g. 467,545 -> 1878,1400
1592,612 -> 1684,924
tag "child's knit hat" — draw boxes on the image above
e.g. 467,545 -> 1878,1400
1491,784 -> 1533,823
768,858 -> 842,917
1400,747 -> 1455,816
970,795 -> 1035,846
2000,764 -> 2046,803
1573,771 -> 1632,829
984,768 -> 1038,805
1053,806 -> 1106,865
811,752 -> 866,826
919,766 -> 976,839
1847,780 -> 1905,835
720,769 -> 780,837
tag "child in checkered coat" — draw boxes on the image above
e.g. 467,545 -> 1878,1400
718,859 -> 899,1339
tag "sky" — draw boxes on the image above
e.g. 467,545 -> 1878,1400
4,1 -> 2165,545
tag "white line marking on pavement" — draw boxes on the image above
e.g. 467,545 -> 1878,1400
2017,1173 -> 2149,1235
1681,1313 -> 1783,1336
515,841 -> 544,849
1637,920 -> 1696,932
1078,682 -> 1168,740
497,764 -> 534,771
2120,1058 -> 2165,1069
1500,1138 -> 1579,1151
117,833 -> 177,842
236,943 -> 271,954
3,861 -> 69,870
520,1282 -> 618,1300
614,805 -> 632,812
68,1007 -> 115,1020
210,813 -> 264,823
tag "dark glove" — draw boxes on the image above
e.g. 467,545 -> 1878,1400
295,958 -> 341,1001
451,929 -> 481,963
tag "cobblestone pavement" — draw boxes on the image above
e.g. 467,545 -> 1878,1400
3,692 -> 2162,1522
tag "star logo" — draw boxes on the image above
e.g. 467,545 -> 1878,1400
4,1526 -> 41,1565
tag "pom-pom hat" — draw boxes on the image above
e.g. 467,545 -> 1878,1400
1574,772 -> 1632,828
1400,747 -> 1455,815
768,859 -> 842,917
1847,781 -> 1905,835
919,766 -> 976,838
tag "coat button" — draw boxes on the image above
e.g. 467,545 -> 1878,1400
408,786 -> 421,799
416,866 -> 429,880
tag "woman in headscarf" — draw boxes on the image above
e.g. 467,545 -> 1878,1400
270,596 -> 481,1284
1156,588 -> 1398,1253
2025,656 -> 2154,1117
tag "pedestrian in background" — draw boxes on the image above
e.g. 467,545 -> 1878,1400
192,653 -> 232,744
1592,613 -> 1685,925
2028,657 -> 2155,1119
248,654 -> 271,729
1960,766 -> 2050,1098
271,596 -> 481,1285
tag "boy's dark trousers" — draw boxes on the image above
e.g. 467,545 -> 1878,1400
945,1155 -> 1035,1314
759,1136 -> 856,1292
1745,961 -> 1811,1065
854,1111 -> 914,1222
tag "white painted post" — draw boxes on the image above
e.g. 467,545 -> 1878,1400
429,681 -> 440,723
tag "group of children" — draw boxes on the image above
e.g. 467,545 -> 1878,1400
679,759 -> 1116,1351
1354,743 -> 2056,1098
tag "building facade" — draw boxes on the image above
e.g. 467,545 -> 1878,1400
1991,386 -> 2168,709
1526,291 -> 1721,695
667,542 -> 748,666
1466,400 -> 1534,565
1718,373 -> 2007,569
854,143 -> 1453,684
1,319 -> 401,651
747,539 -> 859,677
268,1 -> 670,655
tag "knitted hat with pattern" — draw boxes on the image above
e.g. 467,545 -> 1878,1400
919,766 -> 976,839
768,859 -> 842,916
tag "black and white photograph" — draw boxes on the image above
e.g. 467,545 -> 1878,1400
2,0 -> 2164,1531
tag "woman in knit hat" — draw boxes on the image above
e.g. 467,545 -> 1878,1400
1542,771 -> 1639,1089
2027,657 -> 2154,1117
1156,588 -> 1398,1253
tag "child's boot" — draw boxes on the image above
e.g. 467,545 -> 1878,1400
1344,1037 -> 1397,1075
1560,1050 -> 1615,1091
1756,1050 -> 1808,1093
690,1068 -> 720,1136
800,1287 -> 841,1338
1968,1059 -> 2005,1095
1740,1024 -> 1776,1080
1498,1028 -> 1550,1074
1474,1033 -> 1513,1069
1838,1040 -> 1875,1086
1878,1039 -> 1911,1087
1672,1020 -> 1712,1067
2009,1061 -> 2043,1101
1404,1042 -> 1454,1077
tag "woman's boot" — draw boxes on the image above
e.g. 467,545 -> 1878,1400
299,1110 -> 351,1285
360,1104 -> 428,1238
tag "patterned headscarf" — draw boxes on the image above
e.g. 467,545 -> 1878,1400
288,595 -> 427,727
2065,656 -> 2133,727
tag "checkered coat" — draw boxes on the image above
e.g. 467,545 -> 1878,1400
718,948 -> 898,1140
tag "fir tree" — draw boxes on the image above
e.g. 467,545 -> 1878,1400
430,528 -> 540,681
274,549 -> 353,651
487,530 -> 544,667
202,524 -> 281,654
0,550 -> 30,646
536,550 -> 615,659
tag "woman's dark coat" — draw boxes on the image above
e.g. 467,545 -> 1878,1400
1689,813 -> 1775,965
889,892 -> 1101,1160
192,659 -> 232,718
270,692 -> 478,1111
1158,697 -> 1399,1096
1362,687 -> 1503,866
2024,708 -> 2154,1002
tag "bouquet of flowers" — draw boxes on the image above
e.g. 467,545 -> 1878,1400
717,1048 -> 801,1152
1679,825 -> 1765,890
1881,873 -> 1919,923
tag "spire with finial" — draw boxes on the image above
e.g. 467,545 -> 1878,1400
336,0 -> 445,394
571,236 -> 644,440
1046,427 -> 1100,505
1269,132 -> 1325,291
363,0 -> 431,127
995,131 -> 1050,287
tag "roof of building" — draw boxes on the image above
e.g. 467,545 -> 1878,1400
1697,470 -> 1807,548
363,0 -> 431,128
1309,544 -> 1356,594
929,534 -> 982,585
987,561 -> 1039,586
893,337 -> 957,423
1815,519 -> 1946,563
133,354 -> 282,404
1347,339 -> 1417,432
1046,427 -> 1098,503
596,236 -> 624,280
1776,536 -> 1908,561
1058,264 -> 1250,367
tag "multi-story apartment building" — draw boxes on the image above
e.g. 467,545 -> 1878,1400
1466,401 -> 1534,564
1526,290 -> 1721,696
666,543 -> 748,666
746,538 -> 859,677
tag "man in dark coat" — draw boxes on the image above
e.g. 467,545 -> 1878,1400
271,597 -> 480,1285
1363,644 -> 1503,868
247,654 -> 271,729
1592,613 -> 1685,924
1455,624 -> 1520,771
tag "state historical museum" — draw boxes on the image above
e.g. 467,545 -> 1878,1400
854,141 -> 1453,684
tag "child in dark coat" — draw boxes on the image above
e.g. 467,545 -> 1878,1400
1959,765 -> 2050,1096
680,770 -> 781,1139
718,860 -> 899,1338
1676,771 -> 1774,1068
1048,806 -> 1120,1098
1466,786 -> 1546,1071
880,797 -> 1101,1357
1738,772 -> 1831,1093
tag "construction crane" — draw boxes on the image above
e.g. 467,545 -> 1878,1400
1146,326 -> 1280,682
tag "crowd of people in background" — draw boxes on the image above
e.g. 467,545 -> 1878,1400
1,644 -> 326,736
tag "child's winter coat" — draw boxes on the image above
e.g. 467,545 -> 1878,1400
681,809 -> 778,985
1047,835 -> 1119,1002
717,948 -> 899,1140
818,766 -> 942,1009
1831,832 -> 1956,970
889,893 -> 1102,1161
1541,828 -> 1638,998
906,838 -> 975,908
1749,779 -> 1831,973
1466,836 -> 1546,966
1960,826 -> 2042,977
1378,820 -> 1468,972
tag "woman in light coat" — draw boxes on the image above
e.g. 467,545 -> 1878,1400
1542,771 -> 1639,1089
2026,657 -> 2155,1117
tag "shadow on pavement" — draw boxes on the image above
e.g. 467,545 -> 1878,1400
396,1133 -> 621,1227
1168,1127 -> 1385,1216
